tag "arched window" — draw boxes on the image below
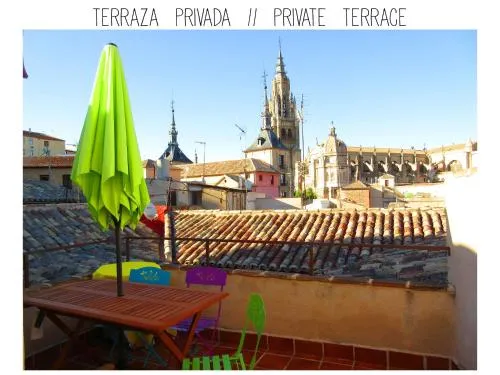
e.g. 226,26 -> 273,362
281,129 -> 286,138
287,129 -> 292,139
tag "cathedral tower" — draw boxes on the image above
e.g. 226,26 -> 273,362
267,43 -> 301,196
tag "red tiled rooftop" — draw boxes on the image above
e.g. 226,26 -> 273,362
23,155 -> 75,168
167,208 -> 449,284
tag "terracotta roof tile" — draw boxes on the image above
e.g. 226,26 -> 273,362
180,158 -> 279,178
23,180 -> 84,203
23,155 -> 75,168
23,130 -> 64,142
24,204 -> 160,286
166,208 -> 449,285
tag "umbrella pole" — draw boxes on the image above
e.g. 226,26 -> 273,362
114,219 -> 124,297
114,218 -> 127,370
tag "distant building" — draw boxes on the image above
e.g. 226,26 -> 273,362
146,178 -> 246,211
180,158 -> 280,198
378,173 -> 396,188
23,130 -> 65,157
297,126 -> 350,199
426,140 -> 478,175
23,155 -> 74,188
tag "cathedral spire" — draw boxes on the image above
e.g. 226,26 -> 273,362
276,38 -> 286,76
169,100 -> 178,145
261,70 -> 271,130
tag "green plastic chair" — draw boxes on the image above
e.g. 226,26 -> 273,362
182,293 -> 266,370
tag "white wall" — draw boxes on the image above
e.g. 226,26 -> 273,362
254,197 -> 302,210
444,173 -> 478,370
395,183 -> 447,198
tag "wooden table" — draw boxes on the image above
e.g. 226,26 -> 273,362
24,279 -> 229,369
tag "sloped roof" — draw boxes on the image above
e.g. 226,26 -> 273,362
159,144 -> 193,164
166,208 -> 449,286
23,180 -> 84,203
23,155 -> 74,168
142,159 -> 156,168
23,130 -> 64,142
343,180 -> 370,189
379,173 -> 395,179
180,158 -> 279,178
23,204 -> 160,286
245,127 -> 288,152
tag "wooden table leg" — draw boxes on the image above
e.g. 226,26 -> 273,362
155,313 -> 202,369
182,312 -> 202,357
46,313 -> 86,370
156,331 -> 184,367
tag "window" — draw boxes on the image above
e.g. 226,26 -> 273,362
169,191 -> 177,206
30,146 -> 34,156
62,174 -> 72,189
40,175 -> 49,181
28,138 -> 33,145
384,180 -> 389,187
280,174 -> 286,185
279,155 -> 285,169
190,191 -> 202,206
271,175 -> 274,185
258,175 -> 263,182
281,129 -> 286,138
44,141 -> 49,147
287,129 -> 292,138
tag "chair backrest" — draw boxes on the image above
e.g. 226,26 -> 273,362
236,294 -> 266,370
129,267 -> 171,286
185,266 -> 227,291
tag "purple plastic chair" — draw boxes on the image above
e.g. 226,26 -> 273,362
172,266 -> 227,354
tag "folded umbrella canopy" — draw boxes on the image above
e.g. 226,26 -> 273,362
71,43 -> 150,297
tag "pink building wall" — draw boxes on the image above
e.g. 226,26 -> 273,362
252,171 -> 279,198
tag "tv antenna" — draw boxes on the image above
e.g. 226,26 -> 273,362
234,124 -> 246,140
234,124 -> 248,190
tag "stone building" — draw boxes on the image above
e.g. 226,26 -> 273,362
246,46 -> 301,197
296,126 -> 350,199
23,130 -> 65,157
347,145 -> 429,185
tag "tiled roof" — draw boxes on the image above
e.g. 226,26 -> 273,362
24,204 -> 160,286
159,143 -> 193,164
142,159 -> 156,168
23,155 -> 75,168
346,146 -> 426,154
427,142 -> 478,154
23,180 -> 84,203
166,208 -> 449,285
245,127 -> 288,152
23,130 -> 64,142
343,180 -> 370,189
180,158 -> 279,178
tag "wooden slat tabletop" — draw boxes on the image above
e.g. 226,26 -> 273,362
24,279 -> 229,333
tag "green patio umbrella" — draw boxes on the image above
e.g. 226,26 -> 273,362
71,43 -> 150,297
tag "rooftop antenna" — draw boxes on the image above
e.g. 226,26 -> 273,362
234,124 -> 248,191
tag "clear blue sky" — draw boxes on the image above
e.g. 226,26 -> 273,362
23,30 -> 476,162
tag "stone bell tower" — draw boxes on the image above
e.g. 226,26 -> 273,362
268,42 -> 301,196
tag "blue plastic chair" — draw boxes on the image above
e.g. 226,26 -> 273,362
111,267 -> 171,368
129,267 -> 171,285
